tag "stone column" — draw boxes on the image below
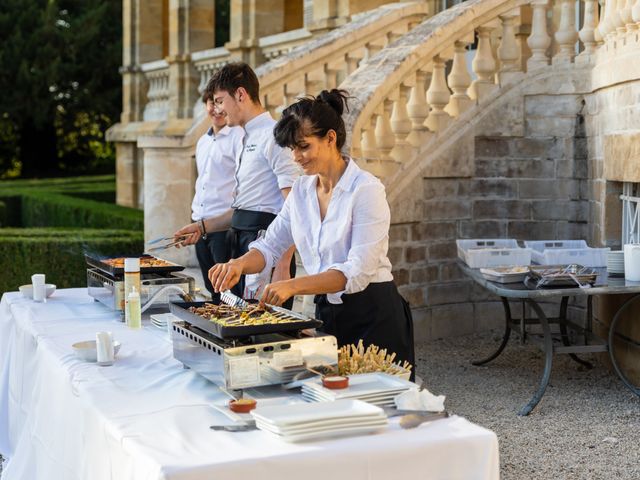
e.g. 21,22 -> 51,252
167,0 -> 214,119
140,136 -> 198,266
226,0 -> 302,65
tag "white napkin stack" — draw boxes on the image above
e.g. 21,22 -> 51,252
394,388 -> 446,412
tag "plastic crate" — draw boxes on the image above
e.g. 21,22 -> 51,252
456,239 -> 532,268
523,240 -> 610,267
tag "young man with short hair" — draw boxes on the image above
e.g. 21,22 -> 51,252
180,62 -> 299,304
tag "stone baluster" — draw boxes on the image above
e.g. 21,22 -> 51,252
406,70 -> 431,147
304,71 -> 323,96
361,115 -> 378,161
553,0 -> 578,64
390,84 -> 413,161
633,0 -> 640,26
387,30 -> 404,44
363,41 -> 384,63
622,0 -> 635,30
578,0 -> 600,58
594,0 -> 604,43
527,0 -> 551,70
497,11 -> 522,83
598,0 -> 612,39
324,63 -> 339,90
469,25 -> 498,101
374,101 -> 395,162
445,41 -> 472,116
610,0 -> 624,37
426,56 -> 451,132
345,52 -> 362,75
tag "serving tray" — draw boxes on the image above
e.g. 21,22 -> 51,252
85,253 -> 185,276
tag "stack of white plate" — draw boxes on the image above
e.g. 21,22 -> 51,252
261,364 -> 307,384
301,372 -> 414,407
607,250 -> 625,277
251,398 -> 387,442
150,313 -> 177,330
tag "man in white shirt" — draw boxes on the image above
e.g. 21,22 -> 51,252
197,62 -> 299,305
174,79 -> 244,300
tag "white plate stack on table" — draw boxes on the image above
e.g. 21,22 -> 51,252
150,312 -> 178,333
261,364 -> 308,384
251,398 -> 388,442
607,250 -> 625,277
301,372 -> 414,407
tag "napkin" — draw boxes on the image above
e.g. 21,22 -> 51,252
394,388 -> 446,412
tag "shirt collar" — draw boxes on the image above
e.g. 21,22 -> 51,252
207,125 -> 232,137
244,111 -> 272,134
306,156 -> 359,193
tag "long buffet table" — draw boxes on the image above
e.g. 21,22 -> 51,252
0,288 -> 499,480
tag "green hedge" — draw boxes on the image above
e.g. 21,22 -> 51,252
0,228 -> 144,294
20,191 -> 142,230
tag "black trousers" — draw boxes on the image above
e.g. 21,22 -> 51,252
194,230 -> 229,302
315,281 -> 415,379
227,209 -> 296,309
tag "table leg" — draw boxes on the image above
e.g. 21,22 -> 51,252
608,293 -> 640,397
472,297 -> 512,366
518,299 -> 553,416
557,296 -> 593,369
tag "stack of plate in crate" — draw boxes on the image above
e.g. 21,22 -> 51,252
607,250 -> 625,277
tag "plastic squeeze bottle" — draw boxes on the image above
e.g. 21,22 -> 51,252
127,286 -> 142,329
124,257 -> 141,325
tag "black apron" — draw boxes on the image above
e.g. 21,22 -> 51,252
314,281 -> 415,379
227,209 -> 295,309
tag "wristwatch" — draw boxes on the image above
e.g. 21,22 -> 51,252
199,219 -> 208,240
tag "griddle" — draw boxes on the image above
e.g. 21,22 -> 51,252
84,253 -> 185,276
169,301 -> 323,339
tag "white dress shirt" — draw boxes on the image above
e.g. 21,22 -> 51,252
249,157 -> 394,304
232,112 -> 299,214
191,125 -> 244,221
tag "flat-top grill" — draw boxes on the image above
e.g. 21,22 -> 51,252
170,298 -> 337,391
85,253 -> 194,314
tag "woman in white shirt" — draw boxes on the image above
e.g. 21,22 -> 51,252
208,90 -> 415,370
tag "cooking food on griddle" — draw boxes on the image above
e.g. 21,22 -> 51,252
102,256 -> 174,268
188,303 -> 300,326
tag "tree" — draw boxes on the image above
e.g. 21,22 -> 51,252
0,0 -> 122,178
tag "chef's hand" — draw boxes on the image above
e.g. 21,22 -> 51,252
260,280 -> 296,307
173,223 -> 201,248
208,260 -> 243,293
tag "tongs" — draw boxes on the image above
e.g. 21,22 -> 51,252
146,234 -> 191,252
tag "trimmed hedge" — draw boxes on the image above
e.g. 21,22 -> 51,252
0,228 -> 144,294
20,191 -> 142,230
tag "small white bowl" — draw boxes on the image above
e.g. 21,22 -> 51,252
72,340 -> 122,362
19,284 -> 56,298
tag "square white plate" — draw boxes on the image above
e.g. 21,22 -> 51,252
256,416 -> 387,435
251,398 -> 384,427
301,373 -> 415,400
264,422 -> 388,443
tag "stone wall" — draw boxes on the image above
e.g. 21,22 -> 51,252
390,91 -> 593,341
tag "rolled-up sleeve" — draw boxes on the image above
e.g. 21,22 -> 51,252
327,182 -> 390,299
265,140 -> 300,189
248,194 -> 295,276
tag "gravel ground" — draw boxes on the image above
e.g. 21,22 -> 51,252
2,330 -> 638,479
416,330 -> 640,480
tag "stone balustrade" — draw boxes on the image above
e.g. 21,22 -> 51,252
140,60 -> 170,121
340,0 -> 640,198
259,28 -> 314,60
192,47 -> 232,98
253,2 -> 429,118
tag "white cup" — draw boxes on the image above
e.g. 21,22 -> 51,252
96,331 -> 115,366
624,244 -> 640,281
31,274 -> 46,303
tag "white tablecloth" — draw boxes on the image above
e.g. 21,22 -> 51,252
0,289 -> 500,480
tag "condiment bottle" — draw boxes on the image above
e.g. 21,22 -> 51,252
124,257 -> 141,325
127,287 -> 142,329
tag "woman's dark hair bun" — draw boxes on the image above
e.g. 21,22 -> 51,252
317,89 -> 349,117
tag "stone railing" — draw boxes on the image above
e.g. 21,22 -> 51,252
253,2 -> 430,116
259,28 -> 314,60
192,47 -> 232,97
339,0 -> 627,202
141,59 -> 170,121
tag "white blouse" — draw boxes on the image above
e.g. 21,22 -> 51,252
249,157 -> 393,304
